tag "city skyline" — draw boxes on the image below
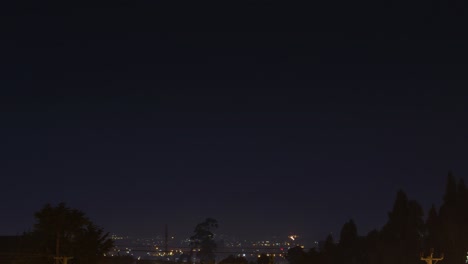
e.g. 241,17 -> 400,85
107,230 -> 310,263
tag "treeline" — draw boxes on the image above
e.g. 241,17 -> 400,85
286,172 -> 468,264
3,172 -> 467,264
0,203 -> 115,264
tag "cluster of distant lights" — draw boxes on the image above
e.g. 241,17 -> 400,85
152,248 -> 186,257
252,242 -> 292,247
234,254 -> 285,258
107,247 -> 134,256
108,233 -> 304,259
111,234 -> 125,240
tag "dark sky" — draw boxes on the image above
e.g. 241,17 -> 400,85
1,0 -> 468,244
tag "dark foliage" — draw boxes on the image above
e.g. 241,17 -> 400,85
190,218 -> 218,264
27,203 -> 114,264
285,246 -> 309,264
285,171 -> 467,264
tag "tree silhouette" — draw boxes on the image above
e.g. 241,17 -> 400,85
280,172 -> 468,264
307,247 -> 320,264
29,203 -> 113,264
286,246 -> 308,264
190,218 -> 218,264
321,234 -> 336,264
338,220 -> 359,264
424,204 -> 440,250
436,172 -> 468,264
380,190 -> 424,264
74,223 -> 114,264
364,229 -> 381,264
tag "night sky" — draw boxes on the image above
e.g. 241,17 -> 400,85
1,0 -> 468,245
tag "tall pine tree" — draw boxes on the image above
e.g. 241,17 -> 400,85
438,172 -> 464,264
380,190 -> 424,264
338,220 -> 358,264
